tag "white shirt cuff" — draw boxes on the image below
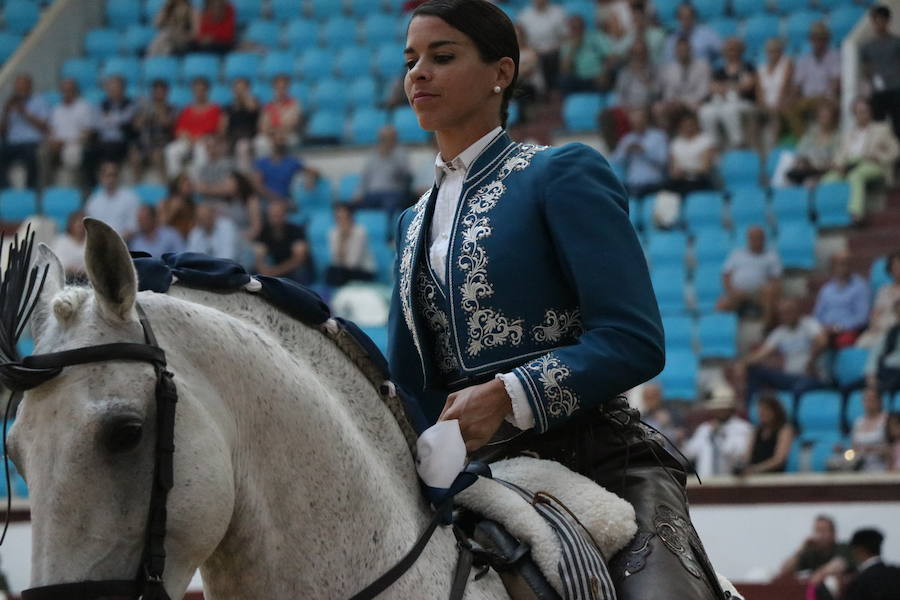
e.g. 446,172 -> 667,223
496,372 -> 535,431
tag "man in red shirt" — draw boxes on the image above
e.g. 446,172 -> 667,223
164,77 -> 223,177
188,0 -> 236,55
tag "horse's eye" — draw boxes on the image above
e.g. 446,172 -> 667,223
103,420 -> 144,454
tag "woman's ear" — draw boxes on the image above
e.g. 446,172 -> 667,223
497,57 -> 516,90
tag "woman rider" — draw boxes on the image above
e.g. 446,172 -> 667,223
388,1 -> 726,598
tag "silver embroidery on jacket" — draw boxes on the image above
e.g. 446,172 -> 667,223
457,144 -> 548,357
398,192 -> 430,370
532,309 -> 583,343
523,354 -> 579,417
416,269 -> 459,373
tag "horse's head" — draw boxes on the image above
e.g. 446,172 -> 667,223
7,219 -> 234,597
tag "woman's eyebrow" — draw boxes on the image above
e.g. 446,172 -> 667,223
404,40 -> 462,54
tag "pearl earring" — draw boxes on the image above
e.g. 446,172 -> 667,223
493,86 -> 502,94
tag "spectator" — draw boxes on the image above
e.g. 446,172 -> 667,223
50,210 -> 86,279
512,24 -> 545,126
845,528 -> 900,600
159,173 -> 196,241
741,298 -> 827,409
325,204 -> 376,287
814,250 -> 871,348
132,80 -> 177,180
664,2 -> 721,65
559,15 -> 606,94
596,0 -> 632,35
193,134 -> 238,205
43,78 -> 94,188
186,201 -> 238,260
848,386 -> 889,472
355,125 -> 411,222
148,0 -> 194,56
861,5 -> 900,140
777,515 -> 853,587
86,75 -> 137,187
253,199 -> 313,285
257,75 -> 301,157
682,385 -> 753,478
740,395 -> 795,475
886,412 -> 900,471
756,38 -> 794,150
784,22 -> 841,138
128,204 -> 186,256
639,381 -> 682,444
717,226 -> 782,322
598,11 -> 633,84
165,77 -> 223,178
665,110 -> 717,195
189,0 -> 236,56
656,37 -> 711,131
698,37 -> 757,149
859,251 -> 900,348
517,0 -> 569,93
786,100 -> 840,186
822,97 -> 900,224
865,299 -> 900,394
253,130 -> 315,204
223,77 -> 260,174
611,106 -> 668,198
604,38 -> 658,148
84,161 -> 140,239
631,2 -> 665,63
0,73 -> 48,189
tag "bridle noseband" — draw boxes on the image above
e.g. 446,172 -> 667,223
19,304 -> 177,600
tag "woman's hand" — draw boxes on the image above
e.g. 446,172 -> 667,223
439,379 -> 512,453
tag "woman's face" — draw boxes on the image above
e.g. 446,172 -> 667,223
404,16 -> 506,133
678,116 -> 699,137
758,403 -> 773,426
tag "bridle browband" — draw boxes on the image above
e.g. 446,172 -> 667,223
18,304 -> 177,600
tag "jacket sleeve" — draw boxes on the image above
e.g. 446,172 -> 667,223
511,144 -> 665,433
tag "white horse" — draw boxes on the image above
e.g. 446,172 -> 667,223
7,219 -> 509,599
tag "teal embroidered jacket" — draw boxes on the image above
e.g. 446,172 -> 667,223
387,132 -> 664,433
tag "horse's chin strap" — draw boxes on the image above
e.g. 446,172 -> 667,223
20,304 -> 176,600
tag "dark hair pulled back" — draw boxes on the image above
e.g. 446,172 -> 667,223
411,0 -> 519,128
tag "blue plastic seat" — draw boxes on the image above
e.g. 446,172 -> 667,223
392,106 -> 429,144
0,32 -> 22,63
562,93 -> 604,132
85,28 -> 121,59
62,57 -> 99,90
733,0 -> 768,19
4,1 -> 40,35
321,17 -> 359,48
564,1 -> 597,27
776,221 -> 817,270
707,17 -> 739,39
348,0 -> 382,18
348,107 -> 389,145
271,0 -> 303,21
373,42 -> 404,78
870,256 -> 889,294
294,177 -> 333,211
663,315 -> 695,352
651,266 -> 688,315
102,56 -> 141,85
168,85 -> 192,108
693,263 -> 723,313
692,228 -> 734,266
106,0 -> 141,27
224,52 -> 261,81
658,350 -> 699,401
309,78 -> 349,112
335,46 -> 373,79
729,186 -> 769,229
134,184 -> 167,206
260,52 -> 294,80
297,47 -> 334,81
122,25 -> 156,55
683,191 -> 724,231
305,110 -> 345,142
348,77 -> 378,109
285,19 -> 318,53
250,80 -> 274,104
244,19 -> 282,49
209,83 -> 232,105
41,186 -> 81,231
142,55 -> 180,86
289,81 -> 311,106
182,53 -> 221,82
772,0 -> 807,14
232,0 -> 263,22
721,150 -> 762,188
646,231 -> 688,269
813,181 -> 852,228
364,13 -> 399,46
144,0 -> 165,21
692,0 -> 725,20
771,186 -> 811,223
785,11 -> 822,53
309,0 -> 344,20
0,188 -> 37,222
698,313 -> 738,359
337,174 -> 362,204
829,6 -> 865,41
833,347 -> 868,390
742,16 -> 783,57
797,390 -> 842,434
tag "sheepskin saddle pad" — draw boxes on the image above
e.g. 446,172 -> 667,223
454,456 -> 637,600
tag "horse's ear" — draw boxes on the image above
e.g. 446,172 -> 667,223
84,218 -> 137,321
30,243 -> 66,341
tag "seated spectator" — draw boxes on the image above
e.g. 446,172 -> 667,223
0,73 -> 48,190
253,199 -> 312,285
865,299 -> 900,394
756,38 -> 794,150
148,0 -> 193,56
784,22 -> 841,139
253,131 -> 314,204
822,97 -> 900,224
513,24 -> 545,123
164,77 -> 223,178
664,2 -> 721,65
132,80 -> 177,180
665,111 -> 717,195
186,201 -> 238,260
559,15 -> 606,94
257,75 -> 301,157
786,100 -> 840,186
86,75 -> 137,187
611,106 -> 667,198
639,381 -> 682,444
682,385 -> 753,478
887,412 -> 900,471
845,528 -> 900,600
516,0 -> 569,93
777,515 -> 853,589
598,11 -> 633,85
223,77 -> 260,174
325,204 -> 376,287
861,5 -> 900,140
631,2 -> 665,63
128,204 -> 186,256
698,37 -> 756,149
859,251 -> 900,348
656,37 -> 711,132
43,78 -> 94,188
159,173 -> 196,241
717,226 -> 782,322
84,161 -> 140,239
355,125 -> 411,221
741,298 -> 827,409
193,134 -> 238,205
603,38 -> 658,148
188,0 -> 236,56
739,395 -> 794,475
814,250 -> 871,348
50,210 -> 86,280
849,386 -> 888,472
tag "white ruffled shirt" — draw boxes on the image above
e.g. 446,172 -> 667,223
429,127 -> 534,431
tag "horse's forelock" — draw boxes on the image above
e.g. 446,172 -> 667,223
50,287 -> 89,324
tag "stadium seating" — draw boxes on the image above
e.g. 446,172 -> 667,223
244,19 -> 281,50
663,315 -> 695,352
829,5 -> 866,41
62,57 -> 99,89
797,389 -> 842,434
658,349 -> 699,400
692,227 -> 734,266
348,107 -> 389,145
728,186 -> 768,230
260,52 -> 294,80
776,221 -> 817,269
870,256 -> 889,293
297,47 -> 334,80
392,106 -> 429,144
122,24 -> 155,54
42,186 -> 81,231
364,13 -> 400,46
337,174 -> 362,204
813,181 -> 852,228
0,188 -> 37,222
646,231 -> 688,269
306,110 -> 344,143
271,0 -> 303,21
373,42 -> 404,78
182,53 -> 221,82
771,186 -> 811,224
651,266 -> 688,315
321,16 -> 359,48
224,52 -> 261,82
4,0 -> 40,35
84,27 -> 121,59
721,150 -> 762,188
294,177 -> 333,212
693,263 -> 724,313
0,31 -> 22,64
336,46 -> 374,79
102,56 -> 141,86
134,183 -> 167,206
105,0 -> 141,28
562,93 -> 605,132
683,191 -> 725,231
232,0 -> 263,23
697,313 -> 739,359
285,19 -> 319,53
832,346 -> 868,391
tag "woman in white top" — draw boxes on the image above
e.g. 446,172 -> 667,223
756,37 -> 793,149
325,203 -> 375,287
665,110 -> 718,195
50,210 -> 87,280
851,387 -> 888,472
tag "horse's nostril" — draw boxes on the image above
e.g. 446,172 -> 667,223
104,421 -> 144,454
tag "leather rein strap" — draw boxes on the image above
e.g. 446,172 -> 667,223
21,305 -> 176,600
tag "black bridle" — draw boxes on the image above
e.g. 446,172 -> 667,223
17,304 -> 177,600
